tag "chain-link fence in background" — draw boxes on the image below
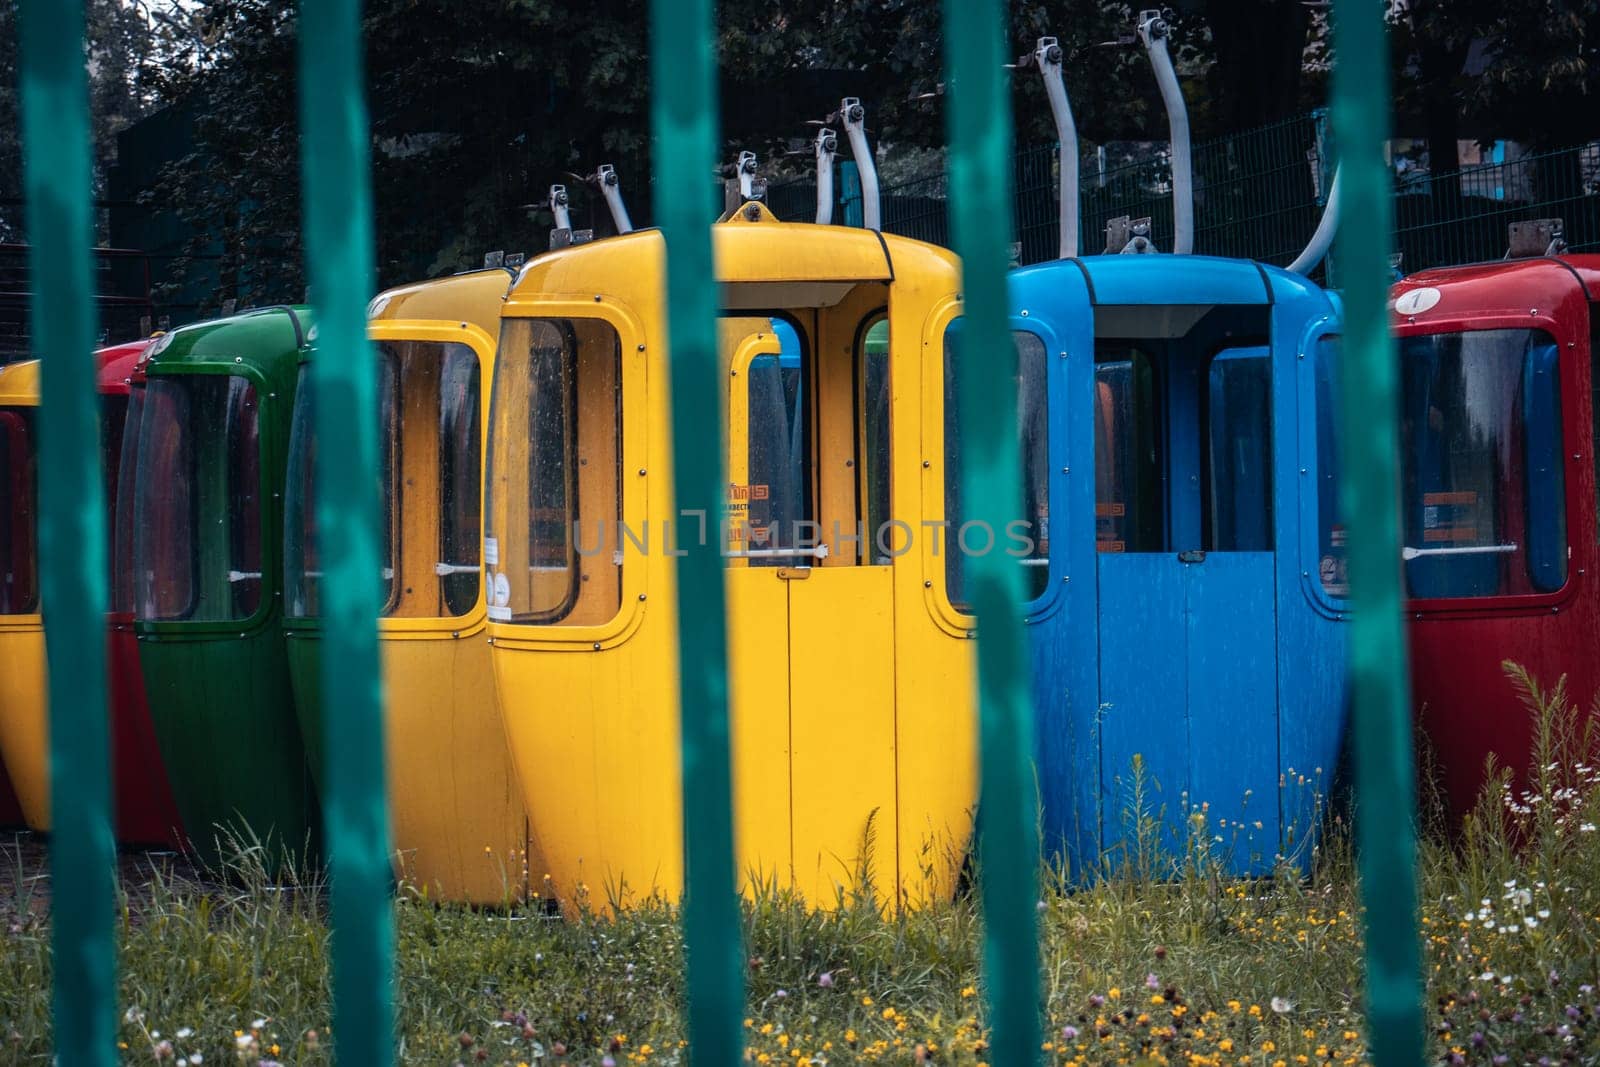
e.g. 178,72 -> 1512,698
773,110 -> 1600,281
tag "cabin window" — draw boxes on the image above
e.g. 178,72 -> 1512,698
722,314 -> 812,567
942,325 -> 1051,608
1313,335 -> 1347,597
1093,347 -> 1162,553
0,407 -> 39,615
112,387 -> 145,615
1205,351 -> 1273,551
286,342 -> 484,621
487,317 -> 622,625
1400,328 -> 1567,598
859,317 -> 891,561
133,375 -> 264,622
284,367 -> 319,618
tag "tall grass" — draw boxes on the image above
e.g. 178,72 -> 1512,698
1,668 -> 1598,1064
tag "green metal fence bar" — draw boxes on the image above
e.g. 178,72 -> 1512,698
651,0 -> 745,1061
942,4 -> 1041,1065
18,2 -> 117,1063
1329,1 -> 1424,1063
297,2 -> 394,1062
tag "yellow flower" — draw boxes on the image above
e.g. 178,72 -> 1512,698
1342,1031 -> 1358,1042
960,986 -> 977,999
1249,1005 -> 1263,1018
882,1007 -> 896,1020
862,996 -> 874,1007
1109,988 -> 1122,1000
1151,995 -> 1166,1005
760,1023 -> 774,1035
1226,1001 -> 1241,1014
846,1029 -> 858,1044
1219,1040 -> 1234,1053
1262,1041 -> 1276,1053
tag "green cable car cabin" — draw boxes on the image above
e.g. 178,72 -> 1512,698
130,306 -> 320,869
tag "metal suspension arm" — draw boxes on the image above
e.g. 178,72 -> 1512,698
596,164 -> 634,233
840,97 -> 881,230
1138,9 -> 1192,254
815,128 -> 838,224
1035,36 -> 1080,258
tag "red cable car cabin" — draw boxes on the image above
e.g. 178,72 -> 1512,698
100,339 -> 185,847
1392,255 -> 1600,818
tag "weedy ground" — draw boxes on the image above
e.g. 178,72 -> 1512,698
2,666 -> 1599,1066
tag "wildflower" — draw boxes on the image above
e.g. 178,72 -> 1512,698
1108,988 -> 1121,1001
1062,1026 -> 1080,1040
1088,995 -> 1105,1009
960,986 -> 976,999
1145,973 -> 1160,990
862,996 -> 874,1007
188,1056 -> 202,1066
1580,823 -> 1596,832
251,1018 -> 268,1031
818,972 -> 834,988
1270,997 -> 1294,1014
1219,1040 -> 1234,1053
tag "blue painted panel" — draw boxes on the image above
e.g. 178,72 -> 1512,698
1096,552 -> 1189,871
1523,339 -> 1566,591
1184,551 -> 1279,876
1077,256 -> 1270,308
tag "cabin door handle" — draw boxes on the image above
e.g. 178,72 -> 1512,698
1177,549 -> 1206,564
776,567 -> 812,580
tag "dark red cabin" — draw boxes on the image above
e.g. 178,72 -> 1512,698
1392,255 -> 1600,818
98,339 -> 185,847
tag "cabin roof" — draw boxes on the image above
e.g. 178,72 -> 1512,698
144,305 -> 311,374
505,204 -> 958,313
369,268 -> 515,336
0,358 -> 39,406
95,337 -> 159,396
1394,256 -> 1596,325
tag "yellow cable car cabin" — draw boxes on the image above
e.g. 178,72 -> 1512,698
485,203 -> 977,910
283,268 -> 539,904
0,359 -> 45,830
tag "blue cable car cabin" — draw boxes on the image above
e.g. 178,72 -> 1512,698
1004,254 -> 1348,878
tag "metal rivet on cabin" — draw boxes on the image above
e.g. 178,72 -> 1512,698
1059,351 -> 1067,359
487,636 -> 495,645
1574,454 -> 1583,461
924,580 -> 933,588
1063,467 -> 1069,474
922,460 -> 931,469
1300,468 -> 1307,475
1302,571 -> 1309,578
1062,575 -> 1069,583
744,203 -> 761,221
1020,309 -> 1029,317
234,356 -> 242,363
451,630 -> 459,639
1531,309 -> 1539,315
638,468 -> 647,476
637,344 -> 645,351
594,295 -> 602,302
845,459 -> 854,468
638,593 -> 647,601
459,322 -> 468,329
592,642 -> 602,650
730,368 -> 737,377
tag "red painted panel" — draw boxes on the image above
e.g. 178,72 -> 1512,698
97,336 -> 185,847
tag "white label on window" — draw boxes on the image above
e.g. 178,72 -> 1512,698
487,605 -> 512,621
483,537 -> 498,566
492,571 -> 511,609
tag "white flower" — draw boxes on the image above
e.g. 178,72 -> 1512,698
1538,909 -> 1551,919
124,1007 -> 144,1024
1579,823 -> 1596,833
1525,916 -> 1539,929
251,1018 -> 268,1030
1478,972 -> 1496,982
1505,924 -> 1520,933
1504,880 -> 1518,889
1270,997 -> 1295,1014
176,1028 -> 193,1039
1464,911 -> 1477,922
235,1036 -> 254,1050
188,1056 -> 202,1065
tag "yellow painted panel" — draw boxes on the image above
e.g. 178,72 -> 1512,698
726,569 -> 791,889
381,633 -> 531,904
492,632 -> 683,912
787,565 -> 896,904
0,627 -> 48,830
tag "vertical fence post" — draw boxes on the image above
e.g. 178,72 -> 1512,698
18,2 -> 116,1062
941,4 -> 1042,1065
1329,2 -> 1423,1064
297,3 -> 394,1063
649,0 -> 745,1062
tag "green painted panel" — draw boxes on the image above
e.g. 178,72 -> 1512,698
283,631 -> 327,788
140,631 -> 321,870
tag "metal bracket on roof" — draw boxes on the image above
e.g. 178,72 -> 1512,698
815,128 -> 838,225
838,97 -> 881,231
725,151 -> 766,213
1032,35 -> 1080,258
483,250 -> 506,268
1508,218 -> 1567,258
594,164 -> 634,234
1105,215 -> 1155,254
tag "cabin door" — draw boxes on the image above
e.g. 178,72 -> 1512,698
722,310 -> 897,903
1092,342 -> 1279,872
